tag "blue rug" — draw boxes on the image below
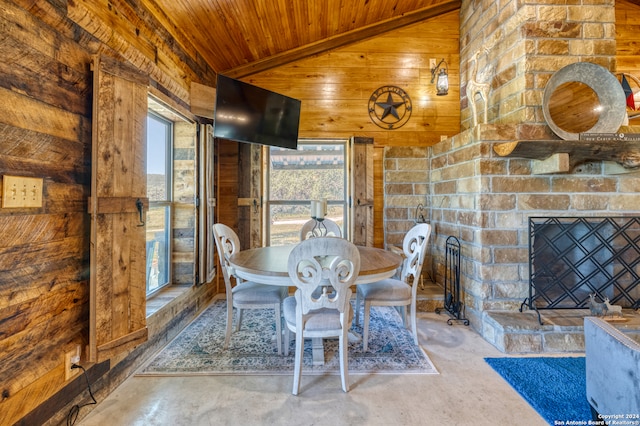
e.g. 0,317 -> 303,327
138,299 -> 438,376
485,357 -> 591,425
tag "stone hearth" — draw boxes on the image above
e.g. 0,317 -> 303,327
417,281 -> 640,354
484,309 -> 640,354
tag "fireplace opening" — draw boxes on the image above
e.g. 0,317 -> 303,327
523,217 -> 640,323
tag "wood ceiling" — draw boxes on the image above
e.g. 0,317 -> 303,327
143,0 -> 460,78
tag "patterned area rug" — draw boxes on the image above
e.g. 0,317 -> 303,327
138,299 -> 438,376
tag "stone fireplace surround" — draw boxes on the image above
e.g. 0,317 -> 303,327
426,123 -> 640,353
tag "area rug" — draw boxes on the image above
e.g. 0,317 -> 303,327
138,299 -> 438,376
485,357 -> 591,425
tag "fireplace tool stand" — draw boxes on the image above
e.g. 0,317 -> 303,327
436,236 -> 469,325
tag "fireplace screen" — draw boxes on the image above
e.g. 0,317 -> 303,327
526,216 -> 640,311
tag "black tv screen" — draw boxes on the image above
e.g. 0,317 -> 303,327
213,75 -> 301,150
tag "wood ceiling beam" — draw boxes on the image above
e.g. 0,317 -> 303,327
223,0 -> 461,79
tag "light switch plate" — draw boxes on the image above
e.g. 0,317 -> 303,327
2,175 -> 44,208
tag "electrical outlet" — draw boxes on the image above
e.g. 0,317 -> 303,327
429,58 -> 437,69
64,345 -> 82,381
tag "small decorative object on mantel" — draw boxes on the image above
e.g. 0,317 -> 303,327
603,297 -> 624,319
368,86 -> 412,130
579,132 -> 640,142
588,293 -> 608,317
579,133 -> 640,168
493,63 -> 640,175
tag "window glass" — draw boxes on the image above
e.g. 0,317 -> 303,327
146,113 -> 172,295
266,140 -> 348,246
147,115 -> 169,202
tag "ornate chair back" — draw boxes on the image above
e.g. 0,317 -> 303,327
212,223 -> 240,293
285,236 -> 360,394
300,218 -> 342,240
400,223 -> 432,287
288,236 -> 359,316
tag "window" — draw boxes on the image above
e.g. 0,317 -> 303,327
146,112 -> 172,295
265,139 -> 350,245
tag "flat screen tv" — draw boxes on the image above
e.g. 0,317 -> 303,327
213,74 -> 301,150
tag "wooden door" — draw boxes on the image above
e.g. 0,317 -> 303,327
89,54 -> 149,363
352,137 -> 374,247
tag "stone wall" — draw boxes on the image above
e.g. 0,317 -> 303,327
460,0 -> 616,133
383,147 -> 430,248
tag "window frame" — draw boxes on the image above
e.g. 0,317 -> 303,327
145,110 -> 174,296
263,138 -> 351,246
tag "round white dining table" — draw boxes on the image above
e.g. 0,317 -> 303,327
229,244 -> 402,286
228,243 -> 403,365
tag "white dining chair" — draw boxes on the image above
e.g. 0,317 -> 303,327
212,223 -> 288,354
354,223 -> 431,351
283,237 -> 360,395
299,218 -> 342,240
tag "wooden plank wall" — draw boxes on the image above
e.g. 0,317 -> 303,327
617,0 -> 640,75
0,0 -> 216,424
0,1 -> 94,423
246,11 -> 462,147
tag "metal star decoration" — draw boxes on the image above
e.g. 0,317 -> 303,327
377,92 -> 404,120
368,86 -> 412,129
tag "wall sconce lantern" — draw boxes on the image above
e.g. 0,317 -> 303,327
430,58 -> 449,96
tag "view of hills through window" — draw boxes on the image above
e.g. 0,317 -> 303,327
267,141 -> 348,245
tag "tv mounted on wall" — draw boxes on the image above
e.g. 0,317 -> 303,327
213,74 -> 301,150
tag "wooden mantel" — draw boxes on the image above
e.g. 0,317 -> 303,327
493,139 -> 640,174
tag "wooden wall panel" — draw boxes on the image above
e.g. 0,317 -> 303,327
0,1 -> 216,424
247,12 -> 461,147
373,146 -> 386,248
216,141 -> 240,231
617,1 -> 640,74
0,0 -> 94,422
352,138 -> 375,247
89,54 -> 149,363
67,0 -> 217,103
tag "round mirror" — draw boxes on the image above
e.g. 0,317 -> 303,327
542,62 -> 626,140
547,81 -> 601,134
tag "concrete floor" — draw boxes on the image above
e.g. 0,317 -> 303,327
78,311 -> 552,426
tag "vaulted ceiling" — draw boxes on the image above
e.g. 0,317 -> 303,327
143,0 -> 461,77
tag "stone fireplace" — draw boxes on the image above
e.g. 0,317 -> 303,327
396,1 -> 640,352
